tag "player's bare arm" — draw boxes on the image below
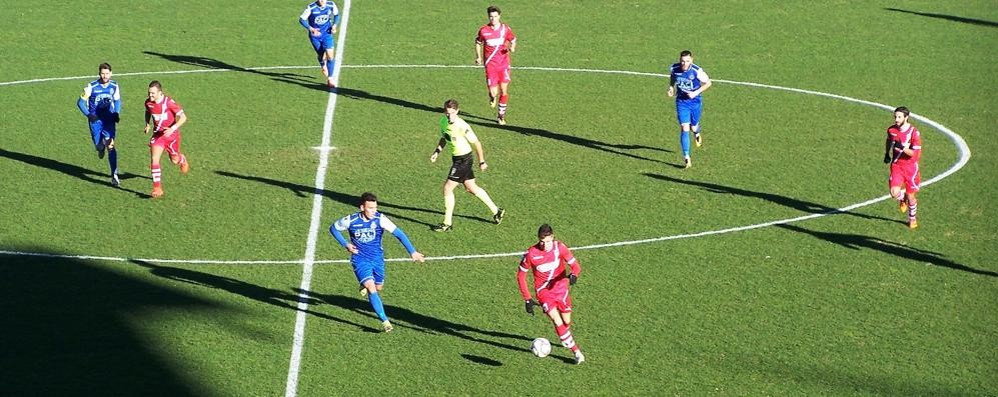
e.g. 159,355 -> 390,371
345,243 -> 359,254
429,137 -> 447,162
474,141 -> 488,171
475,40 -> 484,65
165,111 -> 187,137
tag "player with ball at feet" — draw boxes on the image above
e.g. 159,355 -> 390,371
516,224 -> 585,364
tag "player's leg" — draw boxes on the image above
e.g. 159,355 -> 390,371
166,134 -> 190,174
557,300 -> 585,363
323,40 -> 336,87
355,263 -> 391,330
104,124 -> 119,185
310,36 -> 326,77
432,179 -> 460,231
485,69 -> 499,108
90,121 -> 106,159
542,291 -> 582,358
691,102 -> 703,147
497,69 -> 511,125
676,103 -> 693,168
463,179 -> 503,224
904,167 -> 921,229
150,142 -> 166,197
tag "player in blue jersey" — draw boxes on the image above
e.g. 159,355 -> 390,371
77,63 -> 122,185
330,192 -> 425,332
667,50 -> 712,169
299,0 -> 340,88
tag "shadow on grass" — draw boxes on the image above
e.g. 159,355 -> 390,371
0,148 -> 150,198
777,224 -> 995,277
300,290 -> 575,362
142,51 -> 326,92
461,353 -> 503,366
0,248 -> 212,395
214,170 -> 492,227
885,8 -> 998,28
130,259 -> 380,333
642,172 -> 901,224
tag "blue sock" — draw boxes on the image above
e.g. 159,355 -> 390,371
325,59 -> 336,77
368,291 -> 388,322
680,130 -> 691,157
108,149 -> 118,175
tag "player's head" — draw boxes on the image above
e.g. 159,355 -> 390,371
893,106 -> 910,127
148,80 -> 164,102
679,50 -> 693,71
317,0 -> 327,6
98,63 -> 112,84
359,192 -> 378,219
537,224 -> 555,251
443,99 -> 460,116
487,5 -> 501,25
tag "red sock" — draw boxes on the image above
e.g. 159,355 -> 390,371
555,323 -> 579,352
498,94 -> 509,116
151,164 -> 162,188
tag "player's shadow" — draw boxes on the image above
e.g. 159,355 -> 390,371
0,148 -> 150,197
642,172 -> 901,224
776,224 -> 996,277
300,290 -> 576,362
885,8 -> 998,28
214,170 -> 492,226
461,354 -> 503,366
142,51 -> 321,89
336,86 -> 670,163
130,259 -> 380,332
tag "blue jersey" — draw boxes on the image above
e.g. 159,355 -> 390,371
300,1 -> 340,35
669,63 -> 708,103
79,79 -> 121,118
331,211 -> 416,265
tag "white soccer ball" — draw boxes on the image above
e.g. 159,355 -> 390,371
531,337 -> 552,358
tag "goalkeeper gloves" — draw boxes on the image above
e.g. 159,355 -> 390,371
569,273 -> 578,286
883,152 -> 891,164
525,299 -> 538,316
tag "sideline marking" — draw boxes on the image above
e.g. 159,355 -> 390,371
0,64 -> 971,265
284,1 -> 351,396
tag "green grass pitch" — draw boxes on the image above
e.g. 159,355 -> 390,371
1,1 -> 995,395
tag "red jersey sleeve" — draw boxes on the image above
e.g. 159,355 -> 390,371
167,98 -> 183,116
516,253 -> 533,300
558,241 -> 580,277
910,127 -> 922,161
505,24 -> 516,44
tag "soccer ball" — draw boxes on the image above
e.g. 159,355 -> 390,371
531,337 -> 552,358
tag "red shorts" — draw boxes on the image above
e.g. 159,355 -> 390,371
485,64 -> 510,88
538,278 -> 573,314
889,162 -> 921,193
150,131 -> 183,159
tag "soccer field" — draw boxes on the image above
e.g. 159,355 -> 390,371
1,1 -> 996,396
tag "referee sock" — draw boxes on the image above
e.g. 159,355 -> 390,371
368,291 -> 388,322
474,188 -> 499,215
680,130 -> 691,157
444,192 -> 456,226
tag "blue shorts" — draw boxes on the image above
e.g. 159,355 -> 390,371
352,260 -> 385,286
309,34 -> 335,54
675,100 -> 702,127
89,118 -> 116,147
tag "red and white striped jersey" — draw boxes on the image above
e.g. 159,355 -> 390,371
517,241 -> 581,300
476,23 -> 516,68
887,123 -> 921,164
145,96 -> 185,133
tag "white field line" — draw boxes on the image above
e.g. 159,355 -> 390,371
284,1 -> 351,396
0,64 -> 970,265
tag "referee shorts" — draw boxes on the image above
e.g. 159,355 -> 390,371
447,153 -> 475,183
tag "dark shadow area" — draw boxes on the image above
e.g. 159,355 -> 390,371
461,353 -> 503,366
643,172 -> 901,224
0,148 -> 150,197
777,224 -> 996,277
885,8 -> 998,28
0,248 -> 212,395
130,259 -> 379,333
215,170 -> 491,226
299,290 -> 576,362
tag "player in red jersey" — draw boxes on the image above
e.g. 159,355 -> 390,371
516,224 -> 585,364
144,80 -> 190,198
475,5 -> 517,125
883,106 -> 922,229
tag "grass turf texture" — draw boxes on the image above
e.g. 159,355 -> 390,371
1,0 -> 995,395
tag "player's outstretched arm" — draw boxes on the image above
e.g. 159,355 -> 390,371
390,228 -> 422,262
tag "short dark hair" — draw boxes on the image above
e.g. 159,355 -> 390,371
680,50 -> 693,58
444,99 -> 459,110
148,80 -> 162,90
99,62 -> 112,72
359,192 -> 378,205
487,5 -> 501,15
894,106 -> 910,117
537,224 -> 554,239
